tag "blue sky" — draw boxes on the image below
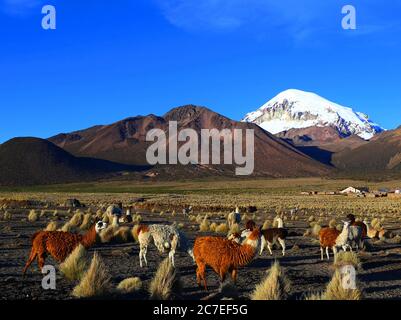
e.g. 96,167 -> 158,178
1,0 -> 401,142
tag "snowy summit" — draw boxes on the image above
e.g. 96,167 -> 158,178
242,89 -> 384,140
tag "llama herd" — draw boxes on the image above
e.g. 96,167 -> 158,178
318,214 -> 365,260
22,205 -> 379,293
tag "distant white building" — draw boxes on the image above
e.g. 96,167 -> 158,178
340,187 -> 362,194
395,189 -> 401,194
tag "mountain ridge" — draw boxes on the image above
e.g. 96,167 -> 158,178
48,105 -> 331,178
243,89 -> 384,140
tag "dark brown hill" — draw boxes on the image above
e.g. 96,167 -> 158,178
49,105 -> 330,178
0,138 -> 144,186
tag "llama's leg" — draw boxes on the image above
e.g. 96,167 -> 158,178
37,252 -> 46,272
326,247 -> 330,260
231,269 -> 238,283
143,247 -> 148,267
320,247 -> 324,261
22,249 -> 37,275
169,249 -> 175,268
139,244 -> 144,268
198,263 -> 208,291
332,246 -> 338,259
139,250 -> 143,268
139,242 -> 148,268
196,266 -> 202,287
278,238 -> 286,256
267,242 -> 273,255
259,236 -> 266,256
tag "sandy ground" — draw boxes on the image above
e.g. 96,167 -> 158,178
1,208 -> 401,300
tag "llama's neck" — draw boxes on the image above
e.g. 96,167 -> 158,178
277,218 -> 284,228
335,225 -> 349,246
80,226 -> 98,248
233,243 -> 258,267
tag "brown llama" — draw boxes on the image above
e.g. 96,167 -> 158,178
318,221 -> 351,260
260,227 -> 288,256
23,221 -> 107,275
193,228 -> 260,291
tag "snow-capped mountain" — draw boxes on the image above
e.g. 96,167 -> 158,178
242,89 -> 384,140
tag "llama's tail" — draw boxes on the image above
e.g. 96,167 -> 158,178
31,231 -> 41,243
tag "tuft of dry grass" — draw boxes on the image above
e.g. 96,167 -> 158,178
304,292 -> 325,300
60,244 -> 88,281
28,210 -> 39,222
99,226 -> 117,243
334,251 -> 361,270
60,222 -> 75,233
199,220 -> 210,232
45,221 -> 58,231
262,220 -> 271,230
215,223 -> 229,234
272,216 -> 281,228
250,261 -> 291,300
72,252 -> 111,298
387,234 -> 401,244
79,213 -> 93,231
371,218 -> 381,230
312,223 -> 322,237
95,210 -> 103,220
117,277 -> 142,294
195,214 -> 203,224
113,227 -> 133,243
323,270 -> 362,300
69,211 -> 84,228
229,223 -> 240,234
149,257 -> 182,300
102,214 -> 110,224
134,214 -> 143,223
3,211 -> 11,220
209,222 -> 217,232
